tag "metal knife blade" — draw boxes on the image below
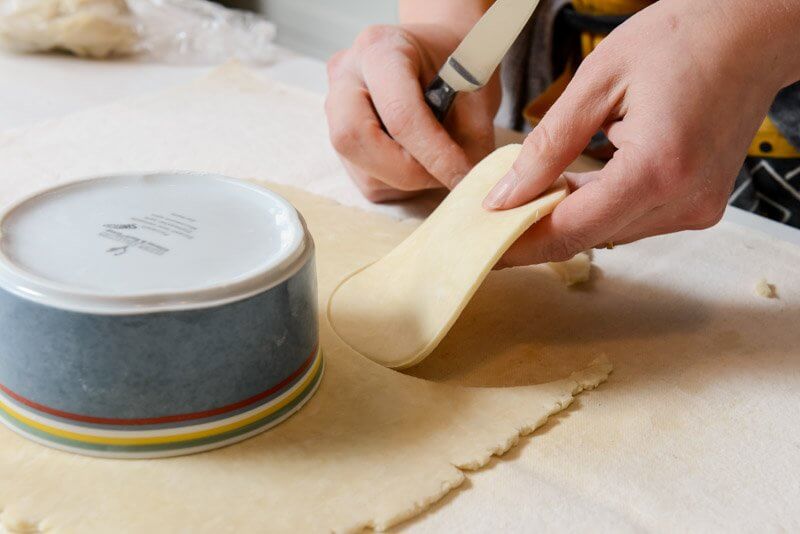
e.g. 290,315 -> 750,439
424,0 -> 540,121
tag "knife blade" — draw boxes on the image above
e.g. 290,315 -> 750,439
424,0 -> 541,122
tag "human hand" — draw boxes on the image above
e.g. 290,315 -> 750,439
484,0 -> 800,265
326,24 -> 501,202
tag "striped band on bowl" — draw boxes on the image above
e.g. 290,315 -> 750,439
0,348 -> 324,459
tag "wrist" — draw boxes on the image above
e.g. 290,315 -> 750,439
399,0 -> 489,37
707,0 -> 800,90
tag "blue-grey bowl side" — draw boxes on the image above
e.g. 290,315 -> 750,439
0,256 -> 318,420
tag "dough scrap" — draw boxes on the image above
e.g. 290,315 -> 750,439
0,181 -> 610,534
548,252 -> 592,287
755,278 -> 777,299
0,0 -> 137,58
328,145 -> 568,369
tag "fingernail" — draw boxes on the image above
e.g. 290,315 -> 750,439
483,171 -> 516,209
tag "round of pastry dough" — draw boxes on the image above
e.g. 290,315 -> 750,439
0,0 -> 138,58
328,144 -> 568,369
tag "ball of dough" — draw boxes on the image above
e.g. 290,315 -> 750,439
0,0 -> 138,58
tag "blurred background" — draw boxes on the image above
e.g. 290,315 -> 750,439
229,0 -> 396,59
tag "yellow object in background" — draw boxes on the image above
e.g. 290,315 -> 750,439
748,115 -> 800,158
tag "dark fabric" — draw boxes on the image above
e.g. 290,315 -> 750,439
560,5 -> 631,33
731,157 -> 800,227
502,0 -> 571,132
770,81 -> 800,148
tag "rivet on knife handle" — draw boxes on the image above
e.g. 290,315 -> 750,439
423,75 -> 457,123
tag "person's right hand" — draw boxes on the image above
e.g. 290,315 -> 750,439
325,24 -> 501,202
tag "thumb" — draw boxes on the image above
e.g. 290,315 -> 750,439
484,60 -> 622,210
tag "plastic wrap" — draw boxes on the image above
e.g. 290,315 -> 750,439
130,0 -> 277,64
0,0 -> 277,64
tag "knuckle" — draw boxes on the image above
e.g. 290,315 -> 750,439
361,184 -> 408,203
423,151 -> 457,185
391,169 -> 425,191
363,188 -> 388,203
574,50 -> 607,80
524,123 -> 559,158
329,125 -> 360,156
572,46 -> 622,94
355,25 -> 394,49
352,176 -> 383,201
326,50 -> 347,78
381,99 -> 414,138
546,233 -> 589,263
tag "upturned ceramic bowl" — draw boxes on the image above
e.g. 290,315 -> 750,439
0,173 -> 321,458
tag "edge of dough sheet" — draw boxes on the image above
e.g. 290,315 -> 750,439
370,355 -> 613,531
0,355 -> 612,534
327,144 -> 569,369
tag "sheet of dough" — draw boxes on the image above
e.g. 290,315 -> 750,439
0,65 -> 610,533
329,145 -> 567,369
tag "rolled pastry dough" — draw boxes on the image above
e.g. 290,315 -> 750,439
0,67 -> 611,533
0,182 -> 609,534
328,145 -> 568,369
0,0 -> 137,58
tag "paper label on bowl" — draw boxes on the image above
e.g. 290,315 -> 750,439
99,212 -> 198,257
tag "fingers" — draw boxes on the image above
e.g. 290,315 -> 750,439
500,156 -> 729,267
484,56 -> 624,209
325,62 -> 442,193
499,147 -> 653,266
361,50 -> 473,188
446,88 -> 499,171
341,160 -> 424,203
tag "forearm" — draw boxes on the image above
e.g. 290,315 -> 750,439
743,0 -> 800,88
399,0 -> 491,35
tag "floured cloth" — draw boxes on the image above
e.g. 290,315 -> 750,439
403,219 -> 800,531
0,63 -> 798,532
0,64 -> 610,533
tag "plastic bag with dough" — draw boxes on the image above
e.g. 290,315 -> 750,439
0,0 -> 137,58
328,144 -> 568,369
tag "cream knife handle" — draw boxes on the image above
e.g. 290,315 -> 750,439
423,75 -> 457,123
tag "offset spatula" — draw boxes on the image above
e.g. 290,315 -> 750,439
423,0 -> 542,122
